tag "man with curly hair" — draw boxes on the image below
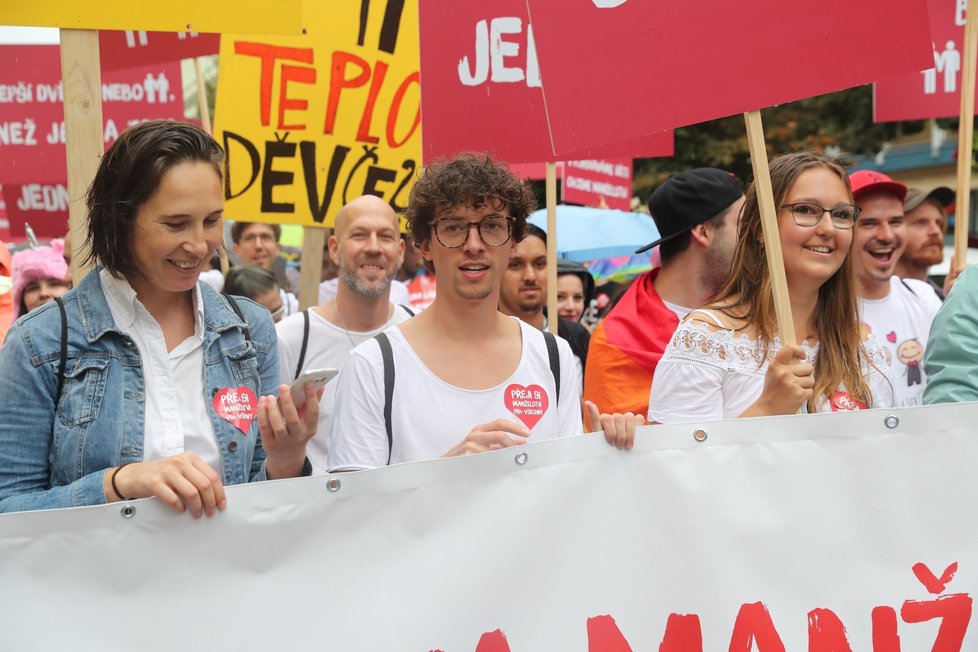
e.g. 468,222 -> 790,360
327,153 -> 640,470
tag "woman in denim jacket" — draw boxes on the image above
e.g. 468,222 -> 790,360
0,121 -> 319,516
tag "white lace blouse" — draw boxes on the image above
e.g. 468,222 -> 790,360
648,312 -> 894,424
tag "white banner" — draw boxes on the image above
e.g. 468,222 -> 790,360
1,403 -> 976,650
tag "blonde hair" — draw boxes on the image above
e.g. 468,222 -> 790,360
711,150 -> 872,410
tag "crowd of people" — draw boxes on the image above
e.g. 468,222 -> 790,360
0,118 -> 974,515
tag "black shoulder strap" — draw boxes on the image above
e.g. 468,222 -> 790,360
224,294 -> 252,343
899,278 -> 918,297
54,297 -> 68,408
399,304 -> 416,317
543,330 -> 560,406
376,332 -> 395,465
295,309 -> 310,379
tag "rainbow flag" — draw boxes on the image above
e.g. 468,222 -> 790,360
584,269 -> 679,419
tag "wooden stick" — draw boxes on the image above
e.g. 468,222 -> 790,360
194,57 -> 212,135
298,226 -> 326,310
59,29 -> 103,284
545,162 -> 558,335
744,110 -> 796,346
955,0 -> 978,269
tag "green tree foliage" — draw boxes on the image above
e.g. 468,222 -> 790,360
633,85 -> 949,197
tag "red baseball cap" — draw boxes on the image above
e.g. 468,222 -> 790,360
848,170 -> 908,202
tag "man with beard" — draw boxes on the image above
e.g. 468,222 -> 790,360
327,154 -> 642,471
275,194 -> 412,473
584,168 -> 744,418
849,171 -> 942,407
498,224 -> 590,390
894,186 -> 954,299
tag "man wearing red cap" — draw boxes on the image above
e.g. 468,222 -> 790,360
849,170 -> 942,407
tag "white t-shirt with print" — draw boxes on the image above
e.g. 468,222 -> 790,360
859,276 -> 942,408
327,318 -> 582,471
276,304 -> 413,474
648,311 -> 893,424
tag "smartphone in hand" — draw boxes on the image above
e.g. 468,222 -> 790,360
289,368 -> 339,406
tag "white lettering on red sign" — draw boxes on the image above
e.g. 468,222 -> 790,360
458,18 -> 541,88
15,184 -> 69,212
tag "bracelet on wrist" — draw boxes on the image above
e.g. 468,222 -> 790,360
110,463 -> 131,501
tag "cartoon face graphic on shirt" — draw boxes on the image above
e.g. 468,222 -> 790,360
897,339 -> 923,365
897,338 -> 924,387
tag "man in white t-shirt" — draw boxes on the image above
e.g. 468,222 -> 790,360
849,171 -> 942,407
328,154 -> 641,471
276,195 -> 413,473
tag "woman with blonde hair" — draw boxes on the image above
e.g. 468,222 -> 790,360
649,151 -> 892,422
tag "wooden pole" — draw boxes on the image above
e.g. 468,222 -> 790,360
545,162 -> 558,335
191,56 -> 229,274
744,110 -> 796,346
298,227 -> 326,310
59,29 -> 103,283
194,57 -> 212,135
955,0 -> 978,269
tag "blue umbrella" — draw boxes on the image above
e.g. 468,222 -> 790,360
527,205 -> 660,262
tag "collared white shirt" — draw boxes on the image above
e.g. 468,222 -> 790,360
100,269 -> 222,473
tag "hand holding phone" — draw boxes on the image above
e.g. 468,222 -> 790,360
289,368 -> 339,406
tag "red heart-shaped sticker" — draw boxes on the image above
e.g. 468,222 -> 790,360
829,391 -> 867,412
504,384 -> 550,430
212,387 -> 258,434
887,331 -> 897,343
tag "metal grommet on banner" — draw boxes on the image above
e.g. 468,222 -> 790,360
326,478 -> 342,493
515,452 -> 528,466
693,429 -> 708,442
120,505 -> 136,519
884,415 -> 900,429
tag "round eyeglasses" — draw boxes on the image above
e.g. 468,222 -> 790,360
783,202 -> 860,229
432,215 -> 515,248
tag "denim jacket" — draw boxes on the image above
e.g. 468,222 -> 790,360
0,269 -> 280,513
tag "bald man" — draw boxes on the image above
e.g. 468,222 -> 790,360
275,195 -> 413,473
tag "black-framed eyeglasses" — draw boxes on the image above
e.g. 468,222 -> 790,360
431,215 -> 515,248
783,202 -> 860,229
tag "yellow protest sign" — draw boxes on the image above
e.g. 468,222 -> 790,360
0,0 -> 303,35
215,0 -> 421,227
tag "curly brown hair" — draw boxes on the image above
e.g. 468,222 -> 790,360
405,152 -> 537,247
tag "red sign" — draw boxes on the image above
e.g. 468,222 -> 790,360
562,159 -> 632,210
99,30 -> 220,71
2,182 -> 69,241
875,0 -> 973,122
524,0 -> 934,155
418,0 -> 673,164
0,184 -> 8,241
406,274 -> 436,311
0,45 -> 185,238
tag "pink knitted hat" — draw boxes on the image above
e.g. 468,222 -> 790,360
12,239 -> 68,318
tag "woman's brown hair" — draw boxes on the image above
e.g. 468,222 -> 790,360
711,150 -> 873,410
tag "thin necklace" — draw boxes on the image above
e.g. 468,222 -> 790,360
333,299 -> 359,349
